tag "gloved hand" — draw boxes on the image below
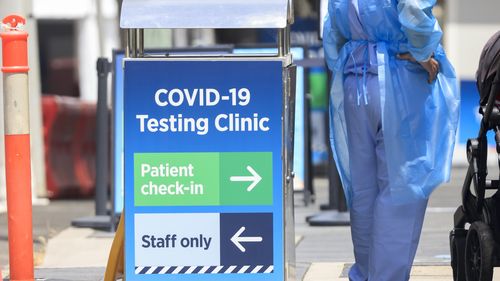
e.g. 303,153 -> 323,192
397,53 -> 439,83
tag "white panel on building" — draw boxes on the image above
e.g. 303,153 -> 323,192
32,0 -> 93,19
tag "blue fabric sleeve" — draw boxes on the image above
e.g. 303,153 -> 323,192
323,1 -> 347,71
397,0 -> 442,62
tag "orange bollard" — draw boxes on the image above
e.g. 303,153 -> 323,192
0,15 -> 34,281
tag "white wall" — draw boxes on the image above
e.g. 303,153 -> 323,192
445,0 -> 500,80
445,23 -> 500,80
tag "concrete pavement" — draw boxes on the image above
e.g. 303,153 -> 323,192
0,200 -> 95,279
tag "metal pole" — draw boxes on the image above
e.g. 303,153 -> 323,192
278,29 -> 285,57
304,92 -> 313,205
0,14 -> 34,281
95,58 -> 110,216
284,25 -> 291,55
137,29 -> 144,57
70,57 -> 113,231
130,28 -> 137,58
125,29 -> 131,58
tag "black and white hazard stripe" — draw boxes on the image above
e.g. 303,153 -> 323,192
135,265 -> 274,274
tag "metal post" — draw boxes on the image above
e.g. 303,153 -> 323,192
284,25 -> 291,55
130,28 -> 137,58
303,92 -> 314,206
71,58 -> 113,230
125,29 -> 131,58
95,58 -> 110,216
0,15 -> 34,281
137,29 -> 144,57
278,28 -> 285,57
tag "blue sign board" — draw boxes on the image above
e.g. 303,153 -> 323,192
124,59 -> 285,280
114,48 -> 306,213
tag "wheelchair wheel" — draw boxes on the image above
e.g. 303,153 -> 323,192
465,222 -> 494,281
450,229 -> 467,281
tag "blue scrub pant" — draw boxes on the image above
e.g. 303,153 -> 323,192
344,73 -> 428,281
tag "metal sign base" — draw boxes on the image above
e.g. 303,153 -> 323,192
71,215 -> 115,232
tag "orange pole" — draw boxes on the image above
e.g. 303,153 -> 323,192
0,14 -> 34,281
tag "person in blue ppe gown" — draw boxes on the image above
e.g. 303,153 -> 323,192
323,0 -> 460,280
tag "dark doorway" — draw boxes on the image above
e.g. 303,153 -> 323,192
38,20 -> 79,97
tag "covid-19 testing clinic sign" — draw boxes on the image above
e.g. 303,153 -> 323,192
124,59 -> 286,281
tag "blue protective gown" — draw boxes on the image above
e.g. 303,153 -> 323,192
323,0 -> 460,280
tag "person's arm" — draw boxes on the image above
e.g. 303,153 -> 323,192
323,1 -> 347,72
397,0 -> 441,82
397,0 -> 442,62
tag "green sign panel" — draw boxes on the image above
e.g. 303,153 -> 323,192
134,152 -> 273,206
